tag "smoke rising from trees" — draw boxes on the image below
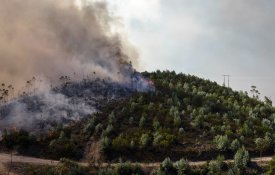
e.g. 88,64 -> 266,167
0,0 -> 138,90
0,0 -> 151,132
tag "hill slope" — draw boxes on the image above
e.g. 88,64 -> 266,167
84,70 -> 275,162
1,71 -> 275,163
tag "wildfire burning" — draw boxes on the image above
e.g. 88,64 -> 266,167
0,0 -> 154,133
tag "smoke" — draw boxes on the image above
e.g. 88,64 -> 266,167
0,90 -> 95,131
0,76 -> 154,132
0,0 -> 138,90
0,0 -> 155,133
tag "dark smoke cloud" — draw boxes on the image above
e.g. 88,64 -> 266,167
0,0 -> 138,90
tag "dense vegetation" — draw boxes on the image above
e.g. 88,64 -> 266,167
84,71 -> 275,162
1,70 -> 275,174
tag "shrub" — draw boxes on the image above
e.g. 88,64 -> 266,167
140,134 -> 150,148
266,156 -> 275,175
213,135 -> 229,151
153,118 -> 161,130
55,158 -> 89,175
115,162 -> 145,175
139,116 -> 146,128
112,135 -> 130,150
153,132 -> 176,148
230,139 -> 241,152
83,118 -> 96,134
178,128 -> 184,135
49,138 -> 79,159
175,159 -> 191,175
234,146 -> 250,170
105,124 -> 114,135
23,165 -> 55,175
157,157 -> 177,175
100,136 -> 111,153
207,155 -> 224,175
98,168 -> 114,175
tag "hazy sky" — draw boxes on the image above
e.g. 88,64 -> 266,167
105,0 -> 275,101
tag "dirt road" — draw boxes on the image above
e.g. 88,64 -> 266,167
0,153 -> 60,175
0,153 -> 272,174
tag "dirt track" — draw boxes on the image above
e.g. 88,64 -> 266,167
0,153 -> 272,174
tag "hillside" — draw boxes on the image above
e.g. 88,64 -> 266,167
84,70 -> 275,162
1,70 -> 275,174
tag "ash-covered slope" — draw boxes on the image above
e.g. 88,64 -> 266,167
0,73 -> 153,132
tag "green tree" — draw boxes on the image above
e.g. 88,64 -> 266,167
153,118 -> 161,130
108,111 -> 116,124
140,134 -> 150,148
158,157 -> 176,175
173,115 -> 181,128
234,146 -> 250,170
264,96 -> 273,107
255,137 -> 270,160
100,136 -> 111,153
230,139 -> 241,152
115,162 -> 144,175
213,135 -> 229,151
139,116 -> 146,128
175,159 -> 191,175
207,155 -> 224,175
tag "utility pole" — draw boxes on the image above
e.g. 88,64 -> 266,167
222,75 -> 226,86
228,75 -> 230,88
222,74 -> 231,87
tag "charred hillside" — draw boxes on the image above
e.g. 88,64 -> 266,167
0,72 -> 153,132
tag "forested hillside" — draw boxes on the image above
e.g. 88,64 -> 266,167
85,70 -> 275,162
1,70 -> 275,174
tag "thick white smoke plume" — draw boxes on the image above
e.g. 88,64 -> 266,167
0,0 -> 138,89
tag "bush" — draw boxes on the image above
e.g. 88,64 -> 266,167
207,155 -> 224,175
23,165 -> 55,175
139,116 -> 146,128
234,146 -> 250,170
266,156 -> 275,175
230,139 -> 241,152
153,132 -> 176,148
140,134 -> 150,148
100,136 -> 111,153
213,135 -> 229,151
112,135 -> 130,150
98,162 -> 144,175
49,138 -> 79,159
175,159 -> 191,175
98,168 -> 114,175
115,162 -> 145,175
55,158 -> 89,175
156,157 -> 177,175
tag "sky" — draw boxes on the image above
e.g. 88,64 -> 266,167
104,0 -> 275,101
